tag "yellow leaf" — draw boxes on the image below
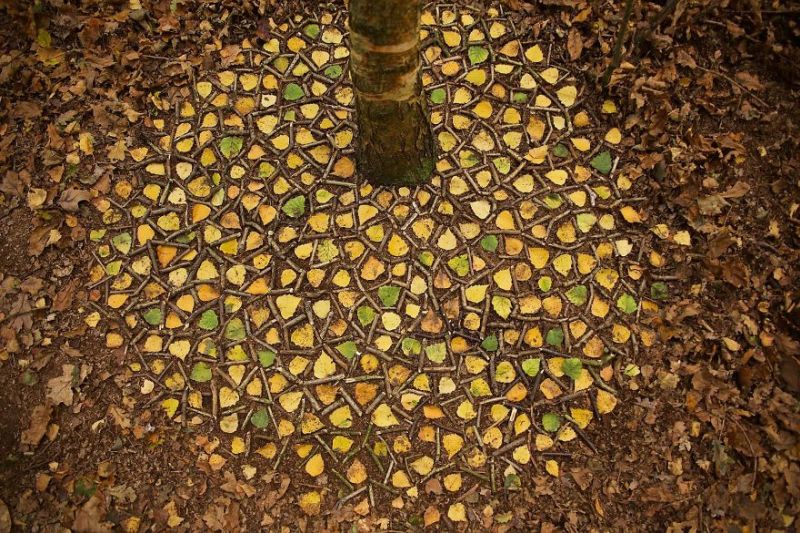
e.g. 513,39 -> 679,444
298,491 -> 321,516
465,284 -> 488,303
473,100 -> 493,119
276,294 -> 302,319
443,473 -> 462,492
496,210 -> 516,230
372,403 -> 399,428
387,234 -> 409,256
545,169 -> 568,185
290,323 -> 314,348
329,405 -> 352,428
347,459 -> 367,484
161,398 -> 179,418
469,200 -> 491,220
219,386 -> 239,408
673,230 -> 692,246
596,389 -> 618,414
540,67 -> 559,84
605,127 -> 622,144
556,85 -> 577,106
493,268 -> 512,290
525,45 -> 544,63
619,205 -> 642,223
219,413 -> 238,433
448,503 -> 467,522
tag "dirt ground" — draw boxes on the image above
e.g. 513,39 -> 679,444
0,0 -> 799,531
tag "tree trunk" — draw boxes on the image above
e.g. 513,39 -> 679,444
349,0 -> 436,186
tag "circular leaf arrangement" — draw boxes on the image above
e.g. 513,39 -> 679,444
86,2 -> 670,514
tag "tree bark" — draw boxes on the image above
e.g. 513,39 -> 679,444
349,0 -> 436,186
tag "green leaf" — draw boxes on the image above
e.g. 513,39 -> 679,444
316,239 -> 338,262
111,232 -> 132,254
219,136 -> 243,158
250,408 -> 270,429
447,254 -> 470,277
36,28 -> 52,48
304,24 -> 320,39
21,370 -> 38,386
105,260 -> 121,276
357,305 -> 375,326
468,45 -> 489,65
283,82 -> 305,101
190,362 -> 212,382
565,285 -> 588,306
273,56 -> 289,73
175,231 -> 195,244
521,358 -> 541,377
651,282 -> 668,300
624,363 -> 641,377
401,338 -> 422,356
481,335 -> 498,352
378,286 -> 401,307
542,412 -> 561,432
552,143 -> 569,158
562,357 -> 583,380
198,339 -> 217,356
143,308 -> 162,326
430,87 -> 446,104
418,250 -> 434,267
504,473 -> 521,491
543,193 -> 563,209
538,276 -> 552,292
590,151 -> 613,175
545,327 -> 564,347
593,185 -> 612,200
336,341 -> 357,360
198,309 -> 219,330
425,342 -> 446,363
75,478 -> 97,499
282,195 -> 306,218
315,189 -> 334,203
512,91 -> 528,103
258,349 -> 276,368
492,295 -> 512,319
576,213 -> 597,233
480,234 -> 498,252
616,293 -> 638,314
324,64 -> 342,79
259,162 -> 276,179
493,156 -> 511,174
225,317 -> 246,341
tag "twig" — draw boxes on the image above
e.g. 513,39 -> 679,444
601,0 -> 636,87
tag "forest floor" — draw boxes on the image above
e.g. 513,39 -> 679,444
0,0 -> 799,531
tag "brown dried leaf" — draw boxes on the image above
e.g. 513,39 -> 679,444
58,188 -> 93,211
21,404 -> 52,447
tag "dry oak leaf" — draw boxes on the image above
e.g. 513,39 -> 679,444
58,187 -> 93,211
21,404 -> 52,447
47,363 -> 89,407
72,495 -> 112,533
47,364 -> 78,406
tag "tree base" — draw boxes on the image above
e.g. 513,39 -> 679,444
354,96 -> 436,187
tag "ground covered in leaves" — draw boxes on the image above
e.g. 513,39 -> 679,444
1,0 -> 799,531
